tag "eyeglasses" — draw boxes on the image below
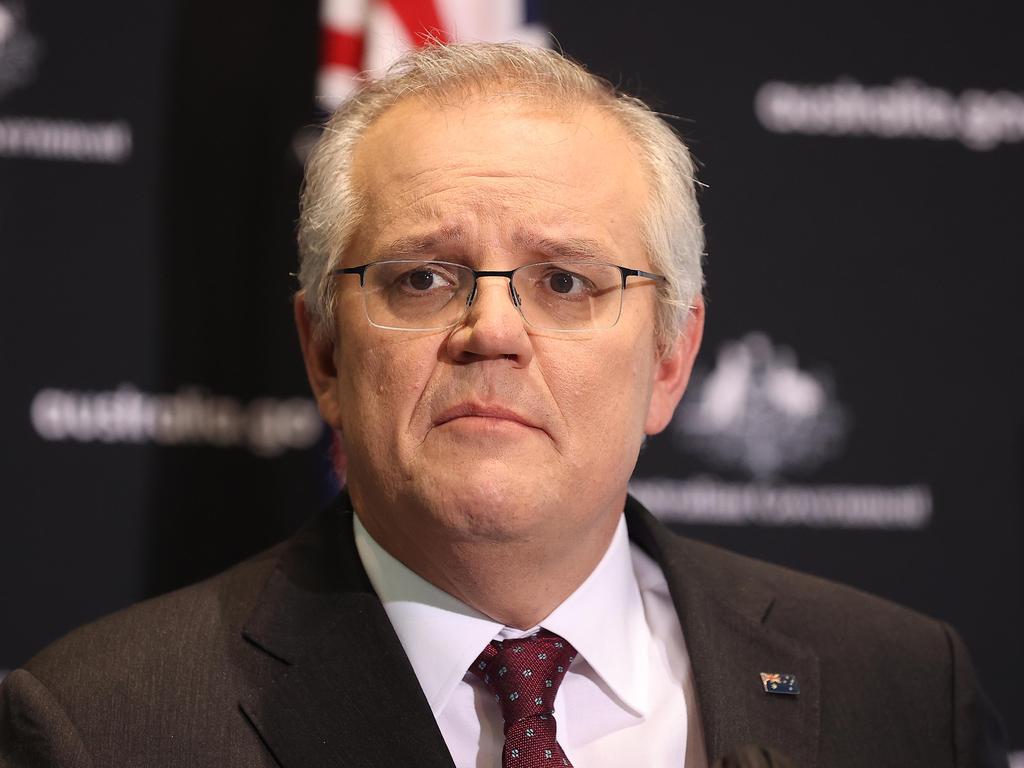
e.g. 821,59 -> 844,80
332,260 -> 666,332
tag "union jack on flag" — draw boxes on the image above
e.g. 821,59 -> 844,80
760,672 -> 800,695
318,0 -> 549,108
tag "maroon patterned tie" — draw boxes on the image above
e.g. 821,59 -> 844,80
470,630 -> 577,768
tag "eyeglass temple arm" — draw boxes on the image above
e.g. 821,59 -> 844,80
333,266 -> 369,285
619,267 -> 667,286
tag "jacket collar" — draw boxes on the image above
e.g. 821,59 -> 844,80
239,492 -> 456,768
625,494 -> 821,767
239,492 -> 820,767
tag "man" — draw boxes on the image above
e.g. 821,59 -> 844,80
0,42 -> 1008,768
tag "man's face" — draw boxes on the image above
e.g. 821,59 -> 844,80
300,94 -> 701,553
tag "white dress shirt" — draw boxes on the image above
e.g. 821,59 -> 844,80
354,512 -> 708,768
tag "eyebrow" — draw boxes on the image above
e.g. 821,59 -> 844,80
513,232 -> 613,263
377,226 -> 466,259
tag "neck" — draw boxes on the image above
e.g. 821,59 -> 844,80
354,494 -> 622,629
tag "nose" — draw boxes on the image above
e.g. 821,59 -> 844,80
445,277 -> 534,366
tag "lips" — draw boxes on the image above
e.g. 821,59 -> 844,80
434,402 -> 541,431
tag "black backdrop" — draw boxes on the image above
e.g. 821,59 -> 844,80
2,0 -> 1021,757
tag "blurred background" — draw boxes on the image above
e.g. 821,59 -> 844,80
1,0 -> 1021,759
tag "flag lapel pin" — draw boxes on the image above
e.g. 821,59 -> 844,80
760,672 -> 800,695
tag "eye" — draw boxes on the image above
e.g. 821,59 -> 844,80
548,272 -> 577,294
407,269 -> 438,291
396,264 -> 458,293
542,269 -> 592,296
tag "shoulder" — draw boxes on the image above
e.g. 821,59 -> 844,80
22,542 -> 282,705
1,545 -> 284,766
0,545 -> 287,768
0,500 -> 364,767
627,499 -> 1009,764
674,524 -> 952,651
682,532 -> 929,621
626,495 -> 954,663
19,495 -> 359,697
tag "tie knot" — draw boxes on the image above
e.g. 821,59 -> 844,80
470,630 -> 577,724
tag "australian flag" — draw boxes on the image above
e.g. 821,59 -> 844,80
760,672 -> 800,696
318,0 -> 550,109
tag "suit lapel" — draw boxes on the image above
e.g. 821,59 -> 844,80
626,496 -> 821,768
238,496 -> 456,768
237,492 -> 820,766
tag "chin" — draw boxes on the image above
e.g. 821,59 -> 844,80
412,470 -> 561,543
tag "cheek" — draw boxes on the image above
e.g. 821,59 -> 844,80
336,335 -> 434,449
542,341 -> 653,452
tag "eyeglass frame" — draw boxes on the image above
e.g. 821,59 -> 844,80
331,259 -> 667,332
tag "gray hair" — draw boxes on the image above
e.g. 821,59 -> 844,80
297,42 -> 704,351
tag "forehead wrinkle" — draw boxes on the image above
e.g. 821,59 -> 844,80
371,202 -> 626,268
392,184 -> 597,237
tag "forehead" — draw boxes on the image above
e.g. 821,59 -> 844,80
348,93 -> 651,262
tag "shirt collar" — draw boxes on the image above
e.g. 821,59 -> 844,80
353,513 -> 650,718
540,515 -> 649,716
353,515 -> 504,716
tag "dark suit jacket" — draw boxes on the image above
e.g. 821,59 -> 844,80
0,493 -> 1008,767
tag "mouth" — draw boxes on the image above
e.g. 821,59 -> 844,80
434,403 -> 542,432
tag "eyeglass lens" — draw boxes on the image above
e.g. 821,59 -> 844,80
359,260 -> 625,331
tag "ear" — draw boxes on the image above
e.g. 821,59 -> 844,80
294,291 -> 345,430
644,296 -> 705,435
